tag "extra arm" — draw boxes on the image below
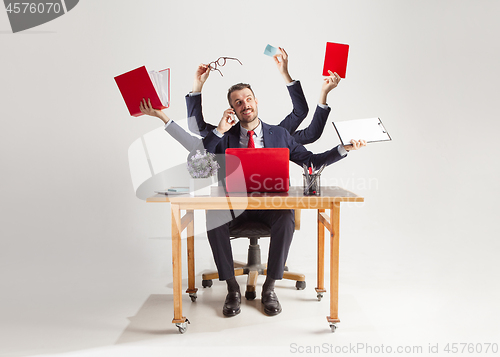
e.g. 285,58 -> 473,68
290,71 -> 342,145
138,98 -> 203,152
290,105 -> 330,145
278,81 -> 309,135
164,121 -> 203,152
186,93 -> 216,137
186,63 -> 216,137
273,47 -> 309,136
283,127 -> 347,168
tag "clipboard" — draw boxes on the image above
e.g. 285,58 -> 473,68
332,118 -> 392,146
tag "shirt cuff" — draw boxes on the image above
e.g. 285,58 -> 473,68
164,120 -> 173,129
318,103 -> 330,110
338,144 -> 348,157
212,128 -> 224,138
286,80 -> 297,87
188,92 -> 201,96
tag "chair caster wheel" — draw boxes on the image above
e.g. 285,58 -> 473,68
202,279 -> 213,288
245,290 -> 256,300
317,293 -> 323,301
189,293 -> 197,302
329,323 -> 337,333
295,281 -> 306,290
176,319 -> 190,334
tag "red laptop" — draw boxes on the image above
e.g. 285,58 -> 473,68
225,148 -> 290,193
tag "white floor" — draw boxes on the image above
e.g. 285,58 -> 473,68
1,208 -> 499,357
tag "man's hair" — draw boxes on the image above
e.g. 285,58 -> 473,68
227,83 -> 255,106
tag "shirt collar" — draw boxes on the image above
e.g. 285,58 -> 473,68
240,119 -> 262,137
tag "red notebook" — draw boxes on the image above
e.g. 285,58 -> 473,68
225,148 -> 290,193
114,66 -> 170,117
322,42 -> 349,78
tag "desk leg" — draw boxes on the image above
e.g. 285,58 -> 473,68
171,204 -> 187,329
185,210 -> 198,301
316,209 -> 326,301
327,202 -> 341,331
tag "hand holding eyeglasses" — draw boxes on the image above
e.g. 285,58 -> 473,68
192,57 -> 242,92
192,64 -> 211,92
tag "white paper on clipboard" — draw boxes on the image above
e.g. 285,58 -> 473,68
332,118 -> 391,145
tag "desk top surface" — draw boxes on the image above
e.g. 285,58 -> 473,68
147,186 -> 364,209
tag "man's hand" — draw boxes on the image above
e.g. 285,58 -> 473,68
273,47 -> 293,84
322,70 -> 341,92
344,139 -> 367,151
192,63 -> 210,93
216,108 -> 237,134
319,70 -> 341,105
139,98 -> 170,124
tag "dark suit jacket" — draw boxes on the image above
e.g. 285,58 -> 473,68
186,81 -> 329,145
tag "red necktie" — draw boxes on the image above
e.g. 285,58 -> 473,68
247,130 -> 255,148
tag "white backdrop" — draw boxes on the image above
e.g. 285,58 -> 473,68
1,1 -> 499,356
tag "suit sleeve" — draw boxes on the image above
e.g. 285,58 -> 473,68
277,81 -> 309,135
284,128 -> 346,168
164,121 -> 203,152
291,105 -> 331,145
187,128 -> 223,158
185,93 -> 217,137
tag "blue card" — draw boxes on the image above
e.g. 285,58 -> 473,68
264,44 -> 278,57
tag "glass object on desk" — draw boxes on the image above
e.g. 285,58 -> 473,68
303,173 -> 321,196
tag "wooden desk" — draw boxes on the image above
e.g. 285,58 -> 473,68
147,186 -> 364,333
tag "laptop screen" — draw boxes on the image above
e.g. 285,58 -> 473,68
225,148 -> 290,193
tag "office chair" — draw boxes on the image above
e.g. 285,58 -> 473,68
201,209 -> 306,300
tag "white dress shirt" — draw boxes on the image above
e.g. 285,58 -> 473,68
238,120 -> 264,148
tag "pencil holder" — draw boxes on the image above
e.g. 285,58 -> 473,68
303,173 -> 321,196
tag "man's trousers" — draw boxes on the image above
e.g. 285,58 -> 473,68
205,209 -> 295,281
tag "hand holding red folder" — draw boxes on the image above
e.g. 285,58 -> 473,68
139,98 -> 170,124
114,66 -> 170,117
319,70 -> 342,105
322,70 -> 342,92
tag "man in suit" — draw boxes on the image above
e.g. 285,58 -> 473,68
187,47 -> 339,145
188,77 -> 366,317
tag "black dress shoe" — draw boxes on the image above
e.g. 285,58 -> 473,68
223,291 -> 241,317
261,290 -> 282,316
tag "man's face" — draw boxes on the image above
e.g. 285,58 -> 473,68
229,88 -> 259,124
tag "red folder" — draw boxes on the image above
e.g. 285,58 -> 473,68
322,42 -> 349,78
114,66 -> 170,117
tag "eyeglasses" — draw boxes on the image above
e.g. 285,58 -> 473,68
208,57 -> 242,77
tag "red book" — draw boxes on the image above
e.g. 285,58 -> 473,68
322,42 -> 349,78
114,66 -> 170,117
